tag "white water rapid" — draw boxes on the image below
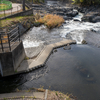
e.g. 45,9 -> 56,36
21,12 -> 100,57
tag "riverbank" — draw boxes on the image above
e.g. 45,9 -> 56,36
0,88 -> 76,100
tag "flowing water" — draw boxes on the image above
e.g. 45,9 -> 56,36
21,17 -> 100,57
1,1 -> 100,100
22,12 -> 100,50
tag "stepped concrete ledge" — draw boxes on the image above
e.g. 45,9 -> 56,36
0,91 -> 45,99
16,39 -> 76,75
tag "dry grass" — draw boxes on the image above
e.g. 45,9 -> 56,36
38,14 -> 64,29
47,90 -> 77,100
0,4 -> 7,7
0,35 -> 8,43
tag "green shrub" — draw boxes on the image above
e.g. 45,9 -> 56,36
0,0 -> 12,11
72,0 -> 100,5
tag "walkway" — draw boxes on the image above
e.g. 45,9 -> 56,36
16,39 -> 76,74
0,3 -> 22,14
0,89 -> 48,100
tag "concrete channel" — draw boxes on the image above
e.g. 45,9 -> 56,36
16,39 -> 76,75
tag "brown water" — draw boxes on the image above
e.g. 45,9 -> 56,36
0,44 -> 100,100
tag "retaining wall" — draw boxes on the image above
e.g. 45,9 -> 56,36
0,41 -> 26,76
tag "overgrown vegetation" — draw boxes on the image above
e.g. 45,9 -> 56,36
47,90 -> 77,100
37,14 -> 64,29
28,0 -> 44,4
72,0 -> 100,5
0,14 -> 64,30
0,16 -> 34,27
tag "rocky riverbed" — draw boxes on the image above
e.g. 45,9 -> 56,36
19,1 -> 100,58
32,1 -> 100,23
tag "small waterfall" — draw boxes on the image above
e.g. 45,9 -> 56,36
21,6 -> 100,57
60,18 -> 100,44
22,19 -> 100,49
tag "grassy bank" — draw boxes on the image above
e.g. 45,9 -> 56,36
0,16 -> 34,27
0,14 -> 64,29
8,88 -> 77,100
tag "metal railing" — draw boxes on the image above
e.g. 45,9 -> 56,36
0,26 -> 20,52
26,0 -> 33,7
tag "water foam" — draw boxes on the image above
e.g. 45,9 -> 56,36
60,20 -> 100,44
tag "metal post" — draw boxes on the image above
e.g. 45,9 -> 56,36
4,10 -> 5,17
17,6 -> 18,13
32,0 -> 33,4
22,0 -> 26,11
18,26 -> 20,42
11,9 -> 12,15
0,34 -> 4,52
7,34 -> 11,51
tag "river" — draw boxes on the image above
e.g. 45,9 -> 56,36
1,1 -> 100,100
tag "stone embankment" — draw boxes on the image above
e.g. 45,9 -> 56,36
0,89 -> 76,100
32,2 -> 100,23
32,3 -> 79,20
76,5 -> 100,23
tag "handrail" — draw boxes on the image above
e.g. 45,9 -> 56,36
7,26 -> 18,35
9,30 -> 18,39
0,26 -> 20,52
10,34 -> 19,42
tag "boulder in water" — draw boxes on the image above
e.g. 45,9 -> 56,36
53,49 -> 57,52
63,16 -> 73,20
90,29 -> 96,32
82,40 -> 87,44
82,12 -> 100,23
73,18 -> 81,22
92,16 -> 100,23
63,44 -> 71,50
56,12 -> 65,16
66,11 -> 78,17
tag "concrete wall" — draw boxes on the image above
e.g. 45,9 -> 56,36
0,52 -> 14,76
0,41 -> 26,77
0,9 -> 33,20
12,42 -> 26,70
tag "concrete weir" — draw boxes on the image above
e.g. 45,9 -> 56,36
16,39 -> 76,75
